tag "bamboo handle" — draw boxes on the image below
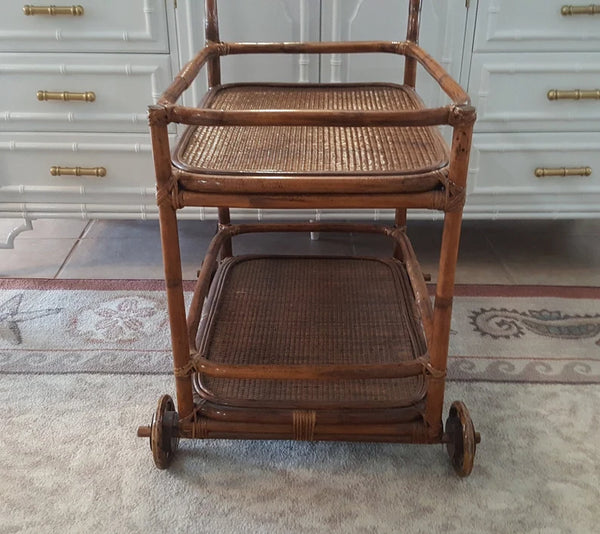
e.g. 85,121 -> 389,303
535,167 -> 592,178
37,90 -> 95,102
23,4 -> 84,15
561,4 -> 600,15
547,89 -> 600,101
50,166 -> 107,177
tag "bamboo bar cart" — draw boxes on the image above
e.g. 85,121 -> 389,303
138,0 -> 480,477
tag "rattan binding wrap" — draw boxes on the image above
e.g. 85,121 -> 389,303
175,83 -> 449,176
194,256 -> 428,408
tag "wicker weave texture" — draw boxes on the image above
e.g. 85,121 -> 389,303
196,256 -> 426,404
177,84 -> 448,175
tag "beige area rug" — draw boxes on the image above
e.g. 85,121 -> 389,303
0,375 -> 598,533
0,279 -> 599,532
0,279 -> 599,383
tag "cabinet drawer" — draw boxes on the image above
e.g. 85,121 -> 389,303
0,0 -> 169,53
0,53 -> 173,133
0,132 -> 158,192
474,0 -> 600,52
469,133 -> 600,203
469,53 -> 600,133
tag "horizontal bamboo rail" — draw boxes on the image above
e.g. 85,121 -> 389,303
179,420 -> 434,443
195,401 -> 423,423
168,105 -> 451,128
178,191 -> 449,210
223,40 -> 399,55
190,357 -> 429,381
158,45 -> 216,105
174,165 -> 446,188
157,40 -> 470,108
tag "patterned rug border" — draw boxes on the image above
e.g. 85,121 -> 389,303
1,278 -> 599,298
1,278 -> 599,383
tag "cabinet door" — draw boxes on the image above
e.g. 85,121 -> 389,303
214,0 -> 321,83
176,0 -> 321,106
320,0 -> 468,107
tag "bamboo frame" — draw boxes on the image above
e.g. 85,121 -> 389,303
145,0 -> 477,464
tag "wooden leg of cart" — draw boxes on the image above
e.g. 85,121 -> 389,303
218,207 -> 233,259
426,117 -> 481,477
137,107 -> 193,468
393,208 -> 407,260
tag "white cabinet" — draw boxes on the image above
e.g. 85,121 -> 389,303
0,0 -> 178,230
466,0 -> 600,217
3,0 -> 596,242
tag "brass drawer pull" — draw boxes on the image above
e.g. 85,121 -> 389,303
547,89 -> 600,101
37,90 -> 96,103
561,4 -> 600,15
535,167 -> 592,178
50,166 -> 107,177
23,4 -> 84,16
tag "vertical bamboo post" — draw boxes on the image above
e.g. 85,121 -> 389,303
218,207 -> 233,258
398,1 -> 421,253
393,208 -> 407,259
205,0 -> 222,88
149,105 -> 194,418
403,0 -> 421,88
425,107 -> 475,438
205,0 -> 232,255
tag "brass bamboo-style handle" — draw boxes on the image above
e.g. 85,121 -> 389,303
37,90 -> 96,102
547,89 -> 600,101
561,4 -> 600,15
23,5 -> 84,16
50,166 -> 107,177
535,167 -> 592,178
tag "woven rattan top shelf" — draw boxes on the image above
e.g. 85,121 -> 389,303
172,83 -> 450,196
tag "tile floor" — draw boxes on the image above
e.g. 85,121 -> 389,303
1,216 -> 599,285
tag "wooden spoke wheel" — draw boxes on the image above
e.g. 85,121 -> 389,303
149,395 -> 180,470
445,401 -> 480,477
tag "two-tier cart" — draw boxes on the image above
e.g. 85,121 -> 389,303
137,0 -> 480,477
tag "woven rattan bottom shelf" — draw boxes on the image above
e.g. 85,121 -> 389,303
193,255 -> 428,412
138,225 -> 480,474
